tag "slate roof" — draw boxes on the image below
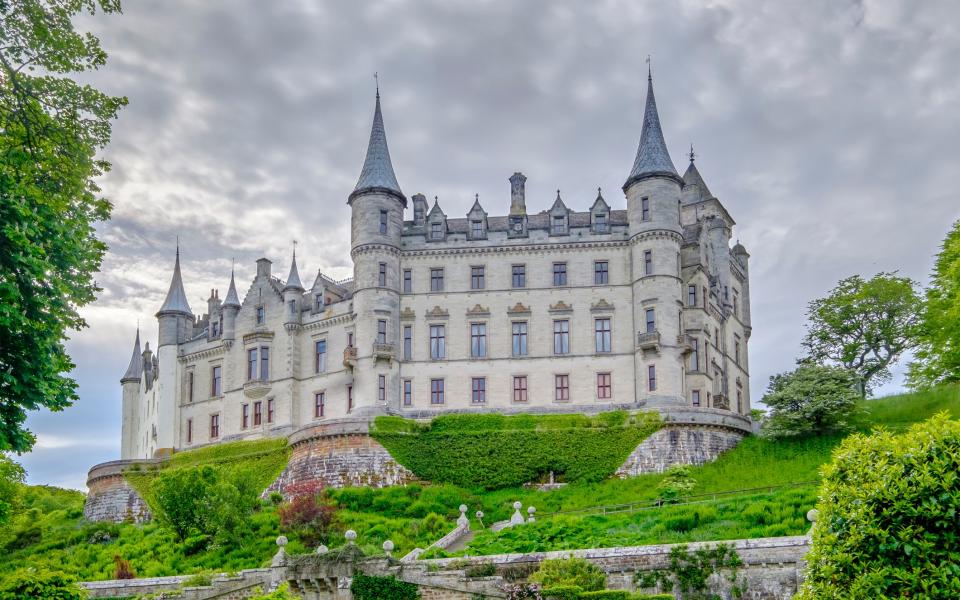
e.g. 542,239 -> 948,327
121,329 -> 142,383
624,76 -> 680,188
223,269 -> 242,308
157,248 -> 193,316
283,252 -> 304,291
353,92 -> 403,199
683,160 -> 713,200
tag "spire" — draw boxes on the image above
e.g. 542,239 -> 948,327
157,245 -> 193,316
223,262 -> 241,308
550,189 -> 567,212
590,186 -> 610,211
624,72 -> 680,190
121,328 -> 142,383
283,246 -> 304,291
682,145 -> 714,200
469,193 -> 484,214
351,87 -> 404,204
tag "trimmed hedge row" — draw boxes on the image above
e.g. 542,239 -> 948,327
371,411 -> 661,490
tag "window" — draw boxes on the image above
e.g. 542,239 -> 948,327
594,261 -> 609,284
403,326 -> 412,360
471,220 -> 484,238
378,263 -> 387,286
471,266 -> 485,290
242,403 -> 249,428
647,364 -> 657,391
513,376 -> 528,403
430,268 -> 444,291
378,375 -> 386,402
552,215 -> 566,234
379,210 -> 388,234
347,332 -> 354,347
253,401 -> 262,426
403,379 -> 412,406
595,318 -> 612,353
403,269 -> 412,293
347,385 -> 353,412
185,418 -> 193,443
377,320 -> 387,344
597,373 -> 612,399
733,289 -> 740,317
431,222 -> 443,240
734,335 -> 741,365
429,325 -> 445,359
256,305 -> 265,325
315,340 -> 327,373
210,414 -> 220,438
692,390 -> 701,407
737,388 -> 743,413
315,392 -> 325,418
512,264 -> 526,288
512,322 -> 528,356
187,371 -> 194,403
267,398 -> 275,423
704,287 -> 709,308
315,294 -> 323,311
690,338 -> 700,371
288,299 -> 296,316
247,348 -> 258,380
595,212 -> 608,232
645,308 -> 656,333
644,250 -> 653,275
641,197 -> 650,221
553,262 -> 567,286
471,323 -> 487,358
211,320 -> 219,336
555,374 -> 570,402
260,347 -> 270,380
553,320 -> 570,355
471,377 -> 486,403
430,379 -> 444,404
688,285 -> 697,307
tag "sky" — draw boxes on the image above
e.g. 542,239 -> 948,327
18,0 -> 960,489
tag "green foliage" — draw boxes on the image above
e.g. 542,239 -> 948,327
798,414 -> 960,599
802,272 -> 922,396
0,568 -> 87,600
656,465 -> 696,502
761,364 -> 861,439
248,583 -> 299,600
180,571 -> 214,587
349,572 -> 420,600
530,557 -> 606,592
371,412 -> 661,489
579,593 -> 674,600
909,220 -> 960,388
465,562 -> 497,578
0,0 -> 127,453
541,585 -> 582,599
277,482 -> 337,548
0,454 -> 25,525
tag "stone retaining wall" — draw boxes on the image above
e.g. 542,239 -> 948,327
616,425 -> 745,476
84,460 -> 156,523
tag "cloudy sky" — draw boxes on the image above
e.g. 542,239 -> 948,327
18,0 -> 960,489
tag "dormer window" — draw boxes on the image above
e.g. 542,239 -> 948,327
256,306 -> 265,325
471,220 -> 484,239
315,294 -> 324,311
552,215 -> 567,235
594,212 -> 608,233
431,222 -> 443,240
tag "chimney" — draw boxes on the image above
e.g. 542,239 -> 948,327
509,172 -> 527,215
256,257 -> 272,279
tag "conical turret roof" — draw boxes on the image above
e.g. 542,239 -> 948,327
121,328 -> 142,383
157,247 -> 193,316
223,267 -> 242,308
624,74 -> 680,190
683,158 -> 713,200
351,90 -> 404,203
283,250 -> 304,291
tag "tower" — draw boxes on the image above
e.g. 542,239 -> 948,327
221,266 -> 242,343
347,88 -> 405,415
282,249 -> 304,325
119,328 -> 142,459
154,247 -> 193,455
623,71 -> 685,406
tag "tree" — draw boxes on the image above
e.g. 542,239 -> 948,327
0,1 -> 126,452
0,568 -> 87,600
760,364 -> 860,439
802,273 -> 922,397
0,454 -> 25,526
798,414 -> 960,599
908,220 -> 960,389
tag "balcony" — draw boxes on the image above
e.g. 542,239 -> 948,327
343,346 -> 357,368
712,393 -> 730,410
676,334 -> 697,353
243,378 -> 271,399
372,342 -> 395,363
636,330 -> 661,352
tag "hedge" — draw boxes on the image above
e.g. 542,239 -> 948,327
349,573 -> 419,600
371,411 -> 661,490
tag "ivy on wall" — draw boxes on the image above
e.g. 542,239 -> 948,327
371,411 -> 661,490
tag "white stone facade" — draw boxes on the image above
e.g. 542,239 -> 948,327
119,79 -> 752,460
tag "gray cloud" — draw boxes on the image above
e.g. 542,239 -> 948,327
20,0 -> 960,488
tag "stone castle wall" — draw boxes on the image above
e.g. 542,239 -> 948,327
84,460 -> 155,523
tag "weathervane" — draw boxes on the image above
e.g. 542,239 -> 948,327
374,72 -> 379,97
646,55 -> 652,81
689,143 -> 696,163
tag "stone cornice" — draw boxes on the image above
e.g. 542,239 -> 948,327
303,312 -> 354,332
401,239 -> 629,259
629,229 -> 683,245
351,244 -> 401,259
178,343 -> 228,363
242,331 -> 275,345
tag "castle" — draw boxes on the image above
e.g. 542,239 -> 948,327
116,73 -> 752,462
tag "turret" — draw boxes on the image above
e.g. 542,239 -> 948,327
348,87 -> 405,415
222,267 -> 242,342
120,328 -> 142,459
155,247 -> 194,347
282,249 -> 304,325
732,241 -> 751,329
153,247 -> 192,456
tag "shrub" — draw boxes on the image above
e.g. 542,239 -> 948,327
761,364 -> 861,439
349,573 -> 419,600
502,584 -> 543,600
0,568 -> 87,600
541,584 -> 582,599
249,583 -> 298,599
112,555 -> 135,580
656,465 -> 696,502
181,571 -> 214,587
371,412 -> 661,489
277,482 -> 336,547
529,557 -> 606,592
465,562 -> 497,578
798,413 -> 960,599
0,455 -> 25,527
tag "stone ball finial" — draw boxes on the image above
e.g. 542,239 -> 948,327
383,540 -> 395,554
276,535 -> 288,547
316,544 -> 329,555
527,506 -> 536,515
807,509 -> 819,523
345,529 -> 358,543
513,501 -> 522,510
459,504 -> 468,513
